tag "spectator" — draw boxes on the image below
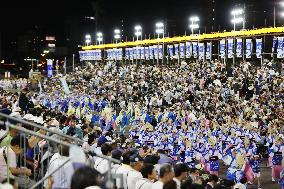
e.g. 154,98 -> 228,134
135,163 -> 157,189
151,164 -> 174,189
94,143 -> 112,174
70,167 -> 102,189
173,163 -> 190,189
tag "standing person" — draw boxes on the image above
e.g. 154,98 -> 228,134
18,88 -> 29,113
94,143 -> 112,174
126,154 -> 144,189
151,164 -> 174,189
135,163 -> 157,189
271,136 -> 284,181
173,163 -> 190,189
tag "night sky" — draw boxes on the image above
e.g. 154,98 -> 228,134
0,0 -> 278,44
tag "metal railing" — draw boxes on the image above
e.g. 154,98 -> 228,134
0,113 -> 123,189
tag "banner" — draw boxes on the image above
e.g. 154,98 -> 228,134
198,43 -> 205,60
255,38 -> 263,59
277,37 -> 284,58
174,44 -> 179,59
47,59 -> 53,78
192,42 -> 198,59
158,45 -> 163,59
219,39 -> 226,59
117,48 -> 123,60
153,45 -> 158,60
227,38 -> 234,59
246,39 -> 252,59
145,47 -> 150,60
129,48 -> 134,60
133,47 -> 137,60
180,43 -> 185,59
236,38 -> 243,58
168,45 -> 174,59
125,48 -> 129,60
186,42 -> 192,58
206,42 -> 212,60
272,36 -> 277,53
149,46 -> 154,60
137,47 -> 141,60
141,47 -> 145,60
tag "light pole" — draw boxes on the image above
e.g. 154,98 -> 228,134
96,32 -> 103,45
189,16 -> 200,35
85,34 -> 91,46
155,22 -> 165,63
134,25 -> 142,41
231,8 -> 244,31
114,29 -> 121,44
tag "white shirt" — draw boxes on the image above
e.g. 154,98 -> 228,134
151,180 -> 163,189
0,147 -> 16,182
43,153 -> 74,189
94,157 -> 110,174
135,178 -> 153,189
115,164 -> 132,188
127,169 -> 143,189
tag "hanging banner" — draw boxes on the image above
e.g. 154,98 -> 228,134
277,37 -> 284,58
186,42 -> 192,58
198,43 -> 205,60
206,42 -> 212,60
149,46 -> 154,60
227,38 -> 234,59
137,47 -> 141,60
272,36 -> 277,54
246,39 -> 252,59
47,59 -> 53,78
125,48 -> 129,60
141,47 -> 145,60
118,48 -> 123,60
129,48 -> 134,61
192,42 -> 198,59
145,47 -> 150,60
236,38 -> 243,58
153,45 -> 158,60
133,47 -> 137,60
219,39 -> 226,59
168,45 -> 174,60
158,45 -> 163,59
180,43 -> 185,59
174,44 -> 179,59
256,38 -> 263,59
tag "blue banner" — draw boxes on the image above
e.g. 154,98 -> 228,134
277,37 -> 284,58
154,45 -> 158,60
141,47 -> 145,60
137,47 -> 141,60
168,45 -> 174,59
118,48 -> 123,60
174,44 -> 179,59
149,46 -> 154,60
145,47 -> 150,60
227,38 -> 234,59
272,36 -> 277,53
158,45 -> 163,59
206,42 -> 212,60
47,59 -> 53,78
129,48 -> 134,60
192,42 -> 198,59
133,47 -> 137,60
246,39 -> 252,59
256,39 -> 262,59
180,43 -> 185,59
186,42 -> 192,58
236,38 -> 242,58
198,43 -> 204,60
125,48 -> 129,60
220,39 -> 226,59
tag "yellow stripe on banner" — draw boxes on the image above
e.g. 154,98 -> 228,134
82,27 -> 284,50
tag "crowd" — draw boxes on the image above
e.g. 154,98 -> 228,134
0,79 -> 28,90
0,58 -> 283,189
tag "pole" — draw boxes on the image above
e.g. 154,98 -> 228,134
56,60 -> 59,75
234,15 -> 236,31
72,54 -> 75,72
162,32 -> 165,64
64,57 -> 67,75
274,5 -> 276,27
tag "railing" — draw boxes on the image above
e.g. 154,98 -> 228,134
0,113 -> 123,189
